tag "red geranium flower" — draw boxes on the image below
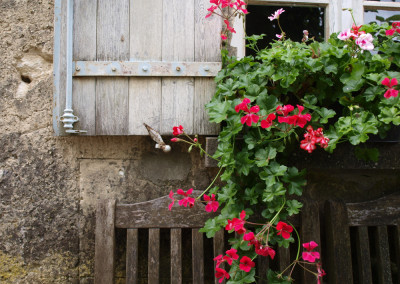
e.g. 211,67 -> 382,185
260,113 -> 276,129
225,210 -> 246,234
215,267 -> 230,283
239,256 -> 255,272
276,221 -> 293,239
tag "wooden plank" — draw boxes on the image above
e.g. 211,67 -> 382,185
278,246 -> 290,272
193,0 -> 221,135
347,193 -> 400,226
115,192 -> 218,229
257,256 -> 269,284
126,229 -> 139,284
301,199 -> 321,283
354,227 -> 373,284
192,229 -> 204,284
96,0 -> 129,135
129,78 -> 162,134
374,226 -> 393,284
213,230 -> 224,284
364,1 -> 400,11
94,200 -> 116,284
148,228 -> 160,284
95,78 -> 129,135
171,229 -> 182,284
161,0 -> 195,134
248,0 -> 329,5
394,224 -> 400,284
324,200 -> 353,284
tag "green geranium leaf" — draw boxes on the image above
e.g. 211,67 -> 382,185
255,147 -> 277,167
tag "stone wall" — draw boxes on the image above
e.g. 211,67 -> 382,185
0,1 -> 216,282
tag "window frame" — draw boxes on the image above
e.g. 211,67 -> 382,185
233,0 -> 400,57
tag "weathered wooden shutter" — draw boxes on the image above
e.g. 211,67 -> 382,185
54,0 -> 222,135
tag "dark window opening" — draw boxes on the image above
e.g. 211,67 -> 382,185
245,6 -> 325,56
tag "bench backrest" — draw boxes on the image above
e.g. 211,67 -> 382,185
94,193 -> 223,284
94,193 -> 400,283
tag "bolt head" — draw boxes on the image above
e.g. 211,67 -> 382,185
176,66 -> 181,71
111,67 -> 117,71
76,67 -> 80,71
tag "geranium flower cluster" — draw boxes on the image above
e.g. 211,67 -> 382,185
236,98 -> 312,129
382,77 -> 399,98
386,22 -> 400,36
300,125 -> 330,153
205,0 -> 248,40
337,24 -> 374,50
168,188 -> 220,212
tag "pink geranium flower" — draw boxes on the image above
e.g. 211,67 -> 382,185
172,125 -> 184,136
177,188 -> 195,208
337,28 -> 354,41
168,190 -> 175,211
276,221 -> 293,239
355,33 -> 374,50
239,256 -> 255,272
382,77 -> 399,98
204,194 -> 219,212
302,241 -> 320,263
268,8 -> 285,21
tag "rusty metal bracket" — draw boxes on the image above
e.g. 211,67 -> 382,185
73,61 -> 222,77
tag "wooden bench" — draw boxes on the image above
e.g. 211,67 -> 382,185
94,193 -> 400,283
94,192 -> 224,284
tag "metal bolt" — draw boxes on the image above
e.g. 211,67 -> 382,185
204,66 -> 210,71
75,67 -> 80,71
176,66 -> 181,71
112,67 -> 117,72
142,66 -> 148,71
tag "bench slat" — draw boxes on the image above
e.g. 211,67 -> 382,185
193,229 -> 204,284
95,200 -> 116,284
394,225 -> 400,284
115,193 -> 217,229
171,228 -> 182,284
355,226 -> 372,284
375,226 -> 393,284
301,200 -> 321,283
278,246 -> 290,272
126,229 -> 139,284
213,230 -> 224,284
257,256 -> 269,284
325,200 -> 353,284
148,228 -> 160,284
